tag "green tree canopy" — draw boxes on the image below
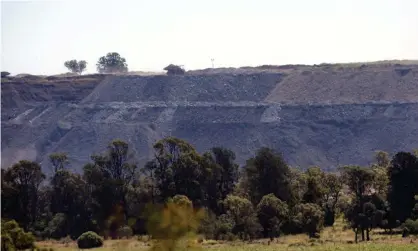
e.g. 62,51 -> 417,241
96,52 -> 128,73
256,193 -> 288,239
64,60 -> 87,74
243,147 -> 293,204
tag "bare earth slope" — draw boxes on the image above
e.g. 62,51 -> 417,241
2,64 -> 418,172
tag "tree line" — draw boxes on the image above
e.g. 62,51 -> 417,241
64,52 -> 185,75
1,137 -> 418,243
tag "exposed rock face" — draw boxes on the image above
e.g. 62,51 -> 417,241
2,65 -> 418,173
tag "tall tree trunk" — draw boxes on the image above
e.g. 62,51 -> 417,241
366,228 -> 370,241
355,229 -> 358,243
361,229 -> 365,241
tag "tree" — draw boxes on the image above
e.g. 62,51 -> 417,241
371,150 -> 390,197
83,139 -> 138,237
96,52 -> 128,73
164,64 -> 185,75
322,172 -> 343,226
387,151 -> 418,223
64,60 -> 87,74
256,194 -> 288,239
243,147 -> 293,204
342,166 -> 375,202
341,165 -> 376,242
288,167 -> 307,205
1,160 -> 46,230
374,150 -> 390,168
49,152 -> 69,174
371,165 -> 389,197
202,147 -> 239,214
222,195 -> 262,240
295,203 -> 324,238
302,167 -> 326,205
50,169 -> 94,238
146,137 -> 206,205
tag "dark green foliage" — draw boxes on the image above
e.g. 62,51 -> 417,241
96,52 -> 128,73
302,167 -> 326,204
64,60 -> 87,74
1,160 -> 45,230
222,195 -> 262,240
48,153 -> 69,174
295,203 -> 324,238
77,231 -> 104,249
342,165 -> 378,242
341,165 -> 375,201
44,213 -> 67,239
164,64 -> 185,75
256,194 -> 288,239
49,169 -> 93,239
244,147 -> 293,204
2,136 -> 417,243
83,139 -> 138,237
146,137 -> 206,205
387,152 -> 418,223
212,214 -> 236,240
203,147 -> 239,214
403,219 -> 418,235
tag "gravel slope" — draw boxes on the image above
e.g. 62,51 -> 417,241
2,64 -> 418,172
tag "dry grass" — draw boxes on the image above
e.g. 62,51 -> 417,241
37,219 -> 418,251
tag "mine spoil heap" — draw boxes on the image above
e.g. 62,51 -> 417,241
2,64 -> 418,172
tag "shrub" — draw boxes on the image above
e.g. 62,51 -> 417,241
45,213 -> 67,239
403,218 -> 418,235
170,194 -> 193,208
213,214 -> 235,240
146,200 -> 205,251
222,195 -> 262,240
76,231 -> 103,249
256,193 -> 288,239
1,233 -> 15,251
1,220 -> 36,251
296,203 -> 325,238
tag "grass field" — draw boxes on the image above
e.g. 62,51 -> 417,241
37,219 -> 418,251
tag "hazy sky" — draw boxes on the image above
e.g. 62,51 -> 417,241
1,0 -> 418,75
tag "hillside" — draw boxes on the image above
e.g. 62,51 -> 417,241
1,63 -> 418,172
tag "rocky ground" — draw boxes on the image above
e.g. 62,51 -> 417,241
2,63 -> 418,172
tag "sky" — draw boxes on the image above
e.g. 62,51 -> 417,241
1,0 -> 418,75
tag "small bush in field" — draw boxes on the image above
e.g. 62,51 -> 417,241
76,231 -> 103,249
403,218 -> 418,235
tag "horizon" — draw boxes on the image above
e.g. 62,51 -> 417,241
4,59 -> 418,77
1,0 -> 418,75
